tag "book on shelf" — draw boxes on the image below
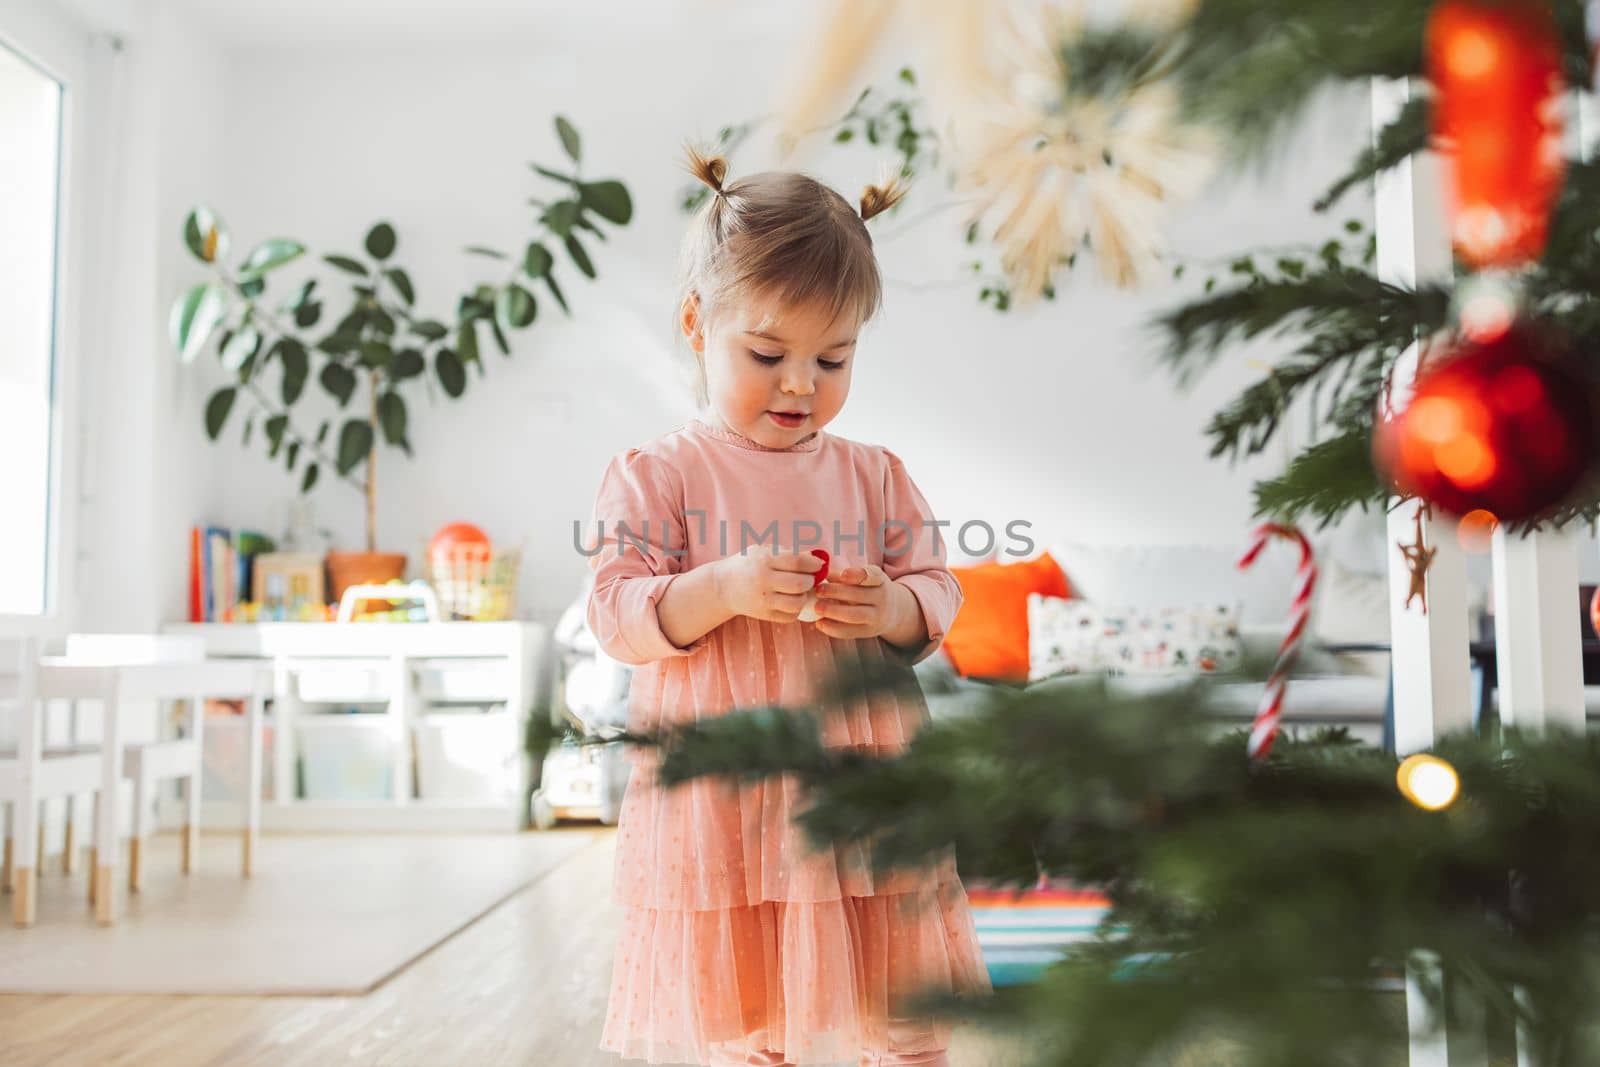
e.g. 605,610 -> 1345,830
189,525 -> 278,622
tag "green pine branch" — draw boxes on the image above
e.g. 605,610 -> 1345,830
618,663 -> 1600,1064
1252,429 -> 1387,529
1314,93 -> 1430,212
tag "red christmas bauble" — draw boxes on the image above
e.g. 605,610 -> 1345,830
1373,325 -> 1597,520
429,522 -> 491,560
1426,0 -> 1565,269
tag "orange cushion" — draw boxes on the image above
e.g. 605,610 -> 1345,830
943,553 -> 1071,682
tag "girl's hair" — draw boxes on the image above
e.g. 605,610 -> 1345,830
678,146 -> 907,407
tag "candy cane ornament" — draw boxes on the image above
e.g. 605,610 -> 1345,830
1236,523 -> 1318,760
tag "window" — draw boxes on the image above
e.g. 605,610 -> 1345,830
0,39 -> 63,615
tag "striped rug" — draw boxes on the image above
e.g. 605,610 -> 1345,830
966,883 -> 1112,986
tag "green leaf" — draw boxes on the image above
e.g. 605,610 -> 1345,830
458,293 -> 492,322
336,419 -> 374,475
239,238 -> 305,279
546,273 -> 569,315
524,242 -> 554,278
265,414 -> 289,457
320,362 -> 357,406
555,115 -> 581,162
286,440 -> 300,471
391,348 -> 425,379
295,301 -> 322,328
183,207 -> 228,264
239,276 -> 266,299
411,319 -> 449,341
898,66 -> 916,86
377,391 -> 407,445
365,222 -> 397,259
170,283 -> 229,363
358,340 -> 393,369
834,127 -> 855,143
436,347 -> 466,398
204,387 -> 236,440
489,317 -> 510,356
323,254 -> 368,275
318,330 -> 360,356
497,284 -> 538,329
282,278 -> 317,312
533,164 -> 579,186
221,326 -> 261,372
464,245 -> 509,260
579,181 -> 632,225
384,268 -> 415,305
277,338 -> 310,404
301,463 -> 319,494
242,414 -> 254,446
542,200 -> 580,238
458,320 -> 480,364
335,308 -> 369,337
564,234 -> 595,278
369,306 -> 397,337
315,421 -> 330,445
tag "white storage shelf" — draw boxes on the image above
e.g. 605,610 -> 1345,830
163,622 -> 548,831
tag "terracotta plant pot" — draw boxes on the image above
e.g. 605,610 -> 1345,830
326,550 -> 408,606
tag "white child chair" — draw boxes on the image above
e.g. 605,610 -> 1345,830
0,630 -> 116,926
48,634 -> 270,921
4,633 -> 270,925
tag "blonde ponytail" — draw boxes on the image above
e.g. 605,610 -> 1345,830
859,174 -> 909,221
683,144 -> 729,198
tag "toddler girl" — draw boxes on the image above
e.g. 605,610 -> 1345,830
588,148 -> 991,1067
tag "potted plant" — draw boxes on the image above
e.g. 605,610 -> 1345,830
171,116 -> 632,601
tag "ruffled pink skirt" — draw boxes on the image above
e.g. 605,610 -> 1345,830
599,618 -> 992,1065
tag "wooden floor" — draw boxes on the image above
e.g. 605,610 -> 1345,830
0,829 -> 1024,1067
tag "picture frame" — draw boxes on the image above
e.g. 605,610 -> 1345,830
252,552 -> 326,609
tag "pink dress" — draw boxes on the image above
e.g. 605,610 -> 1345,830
587,415 -> 992,1065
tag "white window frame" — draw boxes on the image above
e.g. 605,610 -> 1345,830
0,3 -> 93,639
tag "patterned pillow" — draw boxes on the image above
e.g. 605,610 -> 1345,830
1026,596 -> 1105,681
1029,596 -> 1243,681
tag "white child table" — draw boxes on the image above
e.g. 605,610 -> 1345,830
25,655 -> 271,925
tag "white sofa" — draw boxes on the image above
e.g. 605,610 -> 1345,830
914,538 -> 1403,746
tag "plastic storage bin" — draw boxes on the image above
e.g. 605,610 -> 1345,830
201,714 -> 276,802
414,708 -> 518,802
297,715 -> 395,801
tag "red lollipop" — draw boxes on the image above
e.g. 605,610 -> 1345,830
809,548 -> 830,587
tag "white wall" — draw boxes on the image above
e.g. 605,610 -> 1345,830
138,6 -> 1396,628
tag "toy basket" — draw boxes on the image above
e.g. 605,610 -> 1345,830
425,544 -> 521,621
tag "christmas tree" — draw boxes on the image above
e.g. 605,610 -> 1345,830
633,668 -> 1600,1065
580,1 -> 1600,1062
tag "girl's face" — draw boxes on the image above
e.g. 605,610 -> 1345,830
681,288 -> 857,449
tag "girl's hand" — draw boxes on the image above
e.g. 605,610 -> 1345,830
713,549 -> 827,623
814,564 -> 920,643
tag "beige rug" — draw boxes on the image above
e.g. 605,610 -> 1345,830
0,829 -> 599,995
